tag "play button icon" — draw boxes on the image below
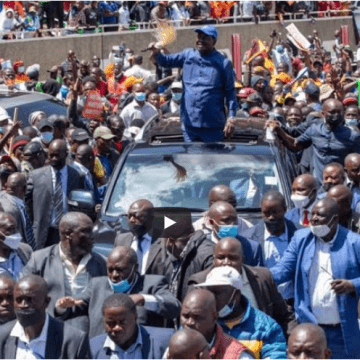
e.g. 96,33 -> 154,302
146,207 -> 193,240
164,216 -> 176,229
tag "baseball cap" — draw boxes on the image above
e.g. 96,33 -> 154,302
304,83 -> 320,96
195,266 -> 243,292
195,25 -> 218,41
37,119 -> 53,131
93,126 -> 116,140
320,84 -> 335,102
170,81 -> 183,90
237,87 -> 255,99
71,128 -> 90,142
0,108 -> 10,122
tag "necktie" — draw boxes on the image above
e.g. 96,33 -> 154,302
18,202 -> 36,250
137,236 -> 144,273
53,170 -> 64,227
303,210 -> 309,227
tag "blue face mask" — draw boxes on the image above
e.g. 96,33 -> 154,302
218,290 -> 236,318
216,224 -> 238,238
134,92 -> 146,102
40,131 -> 53,144
172,92 -> 182,101
345,118 -> 358,127
108,266 -> 134,293
0,127 -> 5,135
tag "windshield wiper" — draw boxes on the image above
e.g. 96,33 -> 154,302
185,208 -> 206,213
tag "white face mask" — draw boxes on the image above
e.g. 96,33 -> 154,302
218,289 -> 236,319
310,216 -> 335,238
1,232 -> 22,250
18,66 -> 25,74
291,193 -> 310,209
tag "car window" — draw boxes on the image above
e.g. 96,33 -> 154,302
4,99 -> 67,126
106,153 -> 283,216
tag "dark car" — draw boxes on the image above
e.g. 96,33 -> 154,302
0,91 -> 67,126
93,118 -> 298,257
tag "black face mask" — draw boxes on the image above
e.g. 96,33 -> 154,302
264,218 -> 284,233
15,308 -> 44,328
129,223 -> 147,237
322,182 -> 333,192
326,113 -> 342,125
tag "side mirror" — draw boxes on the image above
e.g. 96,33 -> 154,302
68,191 -> 96,219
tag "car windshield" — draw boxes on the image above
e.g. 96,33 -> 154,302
106,152 -> 283,216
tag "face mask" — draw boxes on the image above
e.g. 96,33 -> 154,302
264,218 -> 283,233
2,232 -> 21,250
40,132 -> 53,144
134,92 -> 146,102
172,92 -> 182,101
218,290 -> 236,319
291,194 -> 310,209
345,118 -> 358,127
326,113 -> 342,125
322,182 -> 332,192
0,127 -> 5,135
108,266 -> 134,293
18,66 -> 25,74
15,308 -> 43,327
216,225 -> 238,239
310,216 -> 335,238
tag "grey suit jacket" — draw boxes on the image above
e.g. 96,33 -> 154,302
25,165 -> 84,249
58,274 -> 181,339
0,192 -> 27,244
0,316 -> 91,359
22,244 -> 107,330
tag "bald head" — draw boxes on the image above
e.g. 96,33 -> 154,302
323,163 -> 346,192
107,246 -> 138,284
208,185 -> 236,208
5,172 -> 26,199
0,274 -> 15,324
208,201 -> 237,220
59,212 -> 93,234
107,246 -> 138,268
261,191 -> 286,209
292,174 -> 317,193
169,328 -> 209,359
128,199 -> 153,237
291,174 -> 318,207
326,185 -> 352,224
214,237 -> 243,273
288,323 -> 331,359
16,275 -> 48,296
345,153 -> 360,185
0,212 -> 17,242
49,139 -> 68,170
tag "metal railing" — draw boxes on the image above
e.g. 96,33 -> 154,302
0,9 -> 354,41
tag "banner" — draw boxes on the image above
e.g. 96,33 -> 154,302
82,90 -> 104,120
285,23 -> 311,50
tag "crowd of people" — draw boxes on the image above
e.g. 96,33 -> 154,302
0,1 -> 354,39
0,3 -> 360,359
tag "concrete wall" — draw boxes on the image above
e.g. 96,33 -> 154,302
1,16 -> 355,79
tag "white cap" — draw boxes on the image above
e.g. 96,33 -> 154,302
0,108 -> 10,122
195,266 -> 243,292
171,81 -> 183,90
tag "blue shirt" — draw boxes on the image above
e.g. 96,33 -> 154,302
265,225 -> 294,300
296,123 -> 360,183
0,251 -> 25,280
155,48 -> 238,128
98,1 -> 119,24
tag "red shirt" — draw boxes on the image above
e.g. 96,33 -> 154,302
96,81 -> 108,97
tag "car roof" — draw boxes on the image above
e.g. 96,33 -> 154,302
0,90 -> 56,107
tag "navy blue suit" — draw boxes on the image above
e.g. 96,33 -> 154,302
90,326 -> 173,359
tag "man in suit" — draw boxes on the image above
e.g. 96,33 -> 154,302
0,275 -> 15,325
285,174 -> 318,229
22,212 -> 106,331
318,163 -> 346,198
0,173 -> 36,250
271,198 -> 360,358
0,275 -> 91,359
161,81 -> 182,117
114,199 -> 156,275
344,153 -> 360,211
0,212 -> 32,280
187,237 -> 292,335
193,184 -> 253,236
146,211 -> 214,301
243,191 -> 297,306
25,139 -> 85,249
207,201 -> 263,266
90,293 -> 173,359
55,246 -> 181,338
327,185 -> 360,233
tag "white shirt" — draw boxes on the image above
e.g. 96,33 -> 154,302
131,233 -> 152,275
11,314 -> 50,359
119,5 -> 130,27
50,165 -> 68,227
241,268 -> 259,309
120,100 -> 157,128
308,227 -> 341,324
59,244 -> 92,296
169,99 -> 180,114
124,65 -> 152,82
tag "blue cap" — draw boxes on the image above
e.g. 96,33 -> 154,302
195,25 -> 218,41
305,83 -> 320,97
